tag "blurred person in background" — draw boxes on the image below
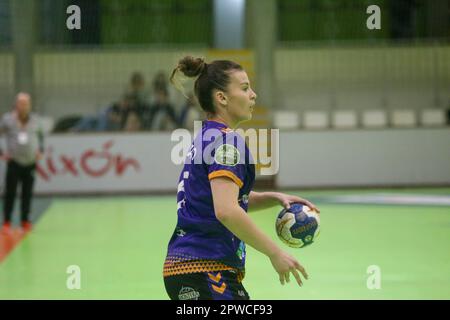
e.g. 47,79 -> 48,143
98,93 -> 138,131
152,70 -> 185,109
179,92 -> 202,131
152,71 -> 169,97
148,88 -> 178,131
126,71 -> 149,106
123,109 -> 143,132
0,93 -> 44,233
72,93 -> 138,132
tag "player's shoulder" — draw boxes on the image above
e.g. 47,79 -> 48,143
212,129 -> 246,151
219,127 -> 234,134
202,121 -> 244,145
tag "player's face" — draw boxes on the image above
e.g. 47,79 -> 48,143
224,70 -> 257,124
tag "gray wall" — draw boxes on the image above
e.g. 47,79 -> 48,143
275,45 -> 450,112
277,128 -> 450,188
1,44 -> 448,119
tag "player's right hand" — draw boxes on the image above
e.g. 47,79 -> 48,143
269,250 -> 308,287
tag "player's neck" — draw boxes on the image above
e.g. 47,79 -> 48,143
208,114 -> 239,129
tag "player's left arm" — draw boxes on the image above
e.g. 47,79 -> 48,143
248,191 -> 320,213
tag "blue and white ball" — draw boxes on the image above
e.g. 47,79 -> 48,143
276,203 -> 320,248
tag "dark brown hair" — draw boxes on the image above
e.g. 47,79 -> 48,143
170,56 -> 243,114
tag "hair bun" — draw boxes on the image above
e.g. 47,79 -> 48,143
177,56 -> 206,78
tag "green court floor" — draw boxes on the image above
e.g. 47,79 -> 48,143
0,189 -> 449,299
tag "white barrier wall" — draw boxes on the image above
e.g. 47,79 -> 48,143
276,128 -> 450,188
0,133 -> 183,194
0,129 -> 448,194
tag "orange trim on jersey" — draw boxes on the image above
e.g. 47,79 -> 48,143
208,170 -> 243,188
212,282 -> 227,294
220,127 -> 234,133
163,258 -> 246,283
163,259 -> 235,277
208,272 -> 222,283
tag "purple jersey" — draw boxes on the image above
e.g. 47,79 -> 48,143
164,120 -> 255,278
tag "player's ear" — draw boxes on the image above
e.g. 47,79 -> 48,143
215,90 -> 228,106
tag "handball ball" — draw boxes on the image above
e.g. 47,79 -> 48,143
276,203 -> 320,248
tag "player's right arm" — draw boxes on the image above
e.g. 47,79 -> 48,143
248,191 -> 320,213
210,177 -> 309,286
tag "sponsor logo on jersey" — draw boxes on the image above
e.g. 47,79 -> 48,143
214,144 -> 240,166
176,228 -> 186,237
178,286 -> 200,300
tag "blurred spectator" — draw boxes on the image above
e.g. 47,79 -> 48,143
98,94 -> 136,131
152,71 -> 169,95
72,94 -> 136,132
149,88 -> 178,131
179,93 -> 202,131
71,114 -> 97,132
152,71 -> 185,116
126,71 -> 149,106
123,110 -> 142,132
53,115 -> 83,133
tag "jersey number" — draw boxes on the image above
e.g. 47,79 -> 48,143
176,171 -> 189,210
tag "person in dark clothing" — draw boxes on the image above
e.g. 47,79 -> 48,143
0,93 -> 44,233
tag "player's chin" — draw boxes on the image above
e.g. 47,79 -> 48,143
238,111 -> 252,123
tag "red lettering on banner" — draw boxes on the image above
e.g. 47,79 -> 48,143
36,140 -> 140,181
46,147 -> 58,175
36,164 -> 50,181
60,156 -> 78,176
80,140 -> 113,177
115,155 -> 141,175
